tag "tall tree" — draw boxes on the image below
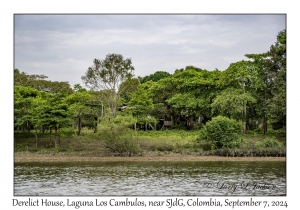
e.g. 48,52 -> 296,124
218,60 -> 261,134
128,86 -> 155,129
148,76 -> 178,124
29,96 -> 46,147
37,93 -> 71,147
167,69 -> 220,129
211,88 -> 256,134
244,53 -> 272,134
82,53 -> 135,116
245,29 -> 286,132
66,91 -> 92,135
14,86 -> 40,132
266,30 -> 286,129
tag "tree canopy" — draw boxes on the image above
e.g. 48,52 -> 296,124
14,30 -> 286,139
140,71 -> 171,83
81,53 -> 135,116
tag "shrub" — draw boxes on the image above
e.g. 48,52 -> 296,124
97,115 -> 139,156
201,147 -> 286,157
198,142 -> 215,151
154,143 -> 174,152
197,116 -> 243,149
254,127 -> 263,134
60,127 -> 75,137
267,128 -> 286,136
255,136 -> 283,148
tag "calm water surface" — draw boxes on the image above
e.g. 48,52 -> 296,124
14,161 -> 286,196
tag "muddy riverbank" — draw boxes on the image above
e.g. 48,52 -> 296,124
14,152 -> 286,162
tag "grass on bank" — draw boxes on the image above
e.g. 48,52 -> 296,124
14,127 -> 286,157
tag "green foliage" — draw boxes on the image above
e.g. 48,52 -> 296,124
127,86 -> 155,124
73,84 -> 87,92
14,30 -> 286,157
254,127 -> 263,134
200,142 -> 215,151
211,88 -> 256,120
65,91 -> 94,135
255,137 -> 283,148
268,87 -> 286,127
267,30 -> 286,129
14,69 -> 73,94
97,115 -> 139,156
245,30 -> 286,132
82,53 -> 135,116
141,71 -> 171,83
111,113 -> 137,126
267,128 -> 286,136
128,87 -> 154,114
137,130 -> 199,154
138,129 -> 198,140
14,69 -> 47,87
198,116 -> 243,149
201,147 -> 285,157
60,127 -> 76,137
14,86 -> 53,131
14,74 -> 73,133
219,60 -> 261,90
167,93 -> 208,117
146,68 -> 221,128
36,94 -> 72,131
119,78 -> 141,103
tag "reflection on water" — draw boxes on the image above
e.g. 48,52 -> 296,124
14,161 -> 286,196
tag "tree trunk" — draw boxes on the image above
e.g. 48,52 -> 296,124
27,122 -> 30,133
242,81 -> 247,135
78,117 -> 82,136
35,128 -> 38,148
94,116 -> 98,133
58,128 -> 61,147
198,116 -> 202,128
54,126 -> 58,148
171,115 -> 174,126
41,125 -> 45,137
112,93 -> 118,117
243,104 -> 247,135
263,115 -> 267,135
50,127 -> 52,145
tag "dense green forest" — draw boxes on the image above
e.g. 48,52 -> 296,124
14,30 -> 286,157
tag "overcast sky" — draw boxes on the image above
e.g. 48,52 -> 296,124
14,14 -> 286,88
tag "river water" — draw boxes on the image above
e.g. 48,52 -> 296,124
14,161 -> 286,196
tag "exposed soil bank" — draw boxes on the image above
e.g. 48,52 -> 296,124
14,152 -> 286,162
